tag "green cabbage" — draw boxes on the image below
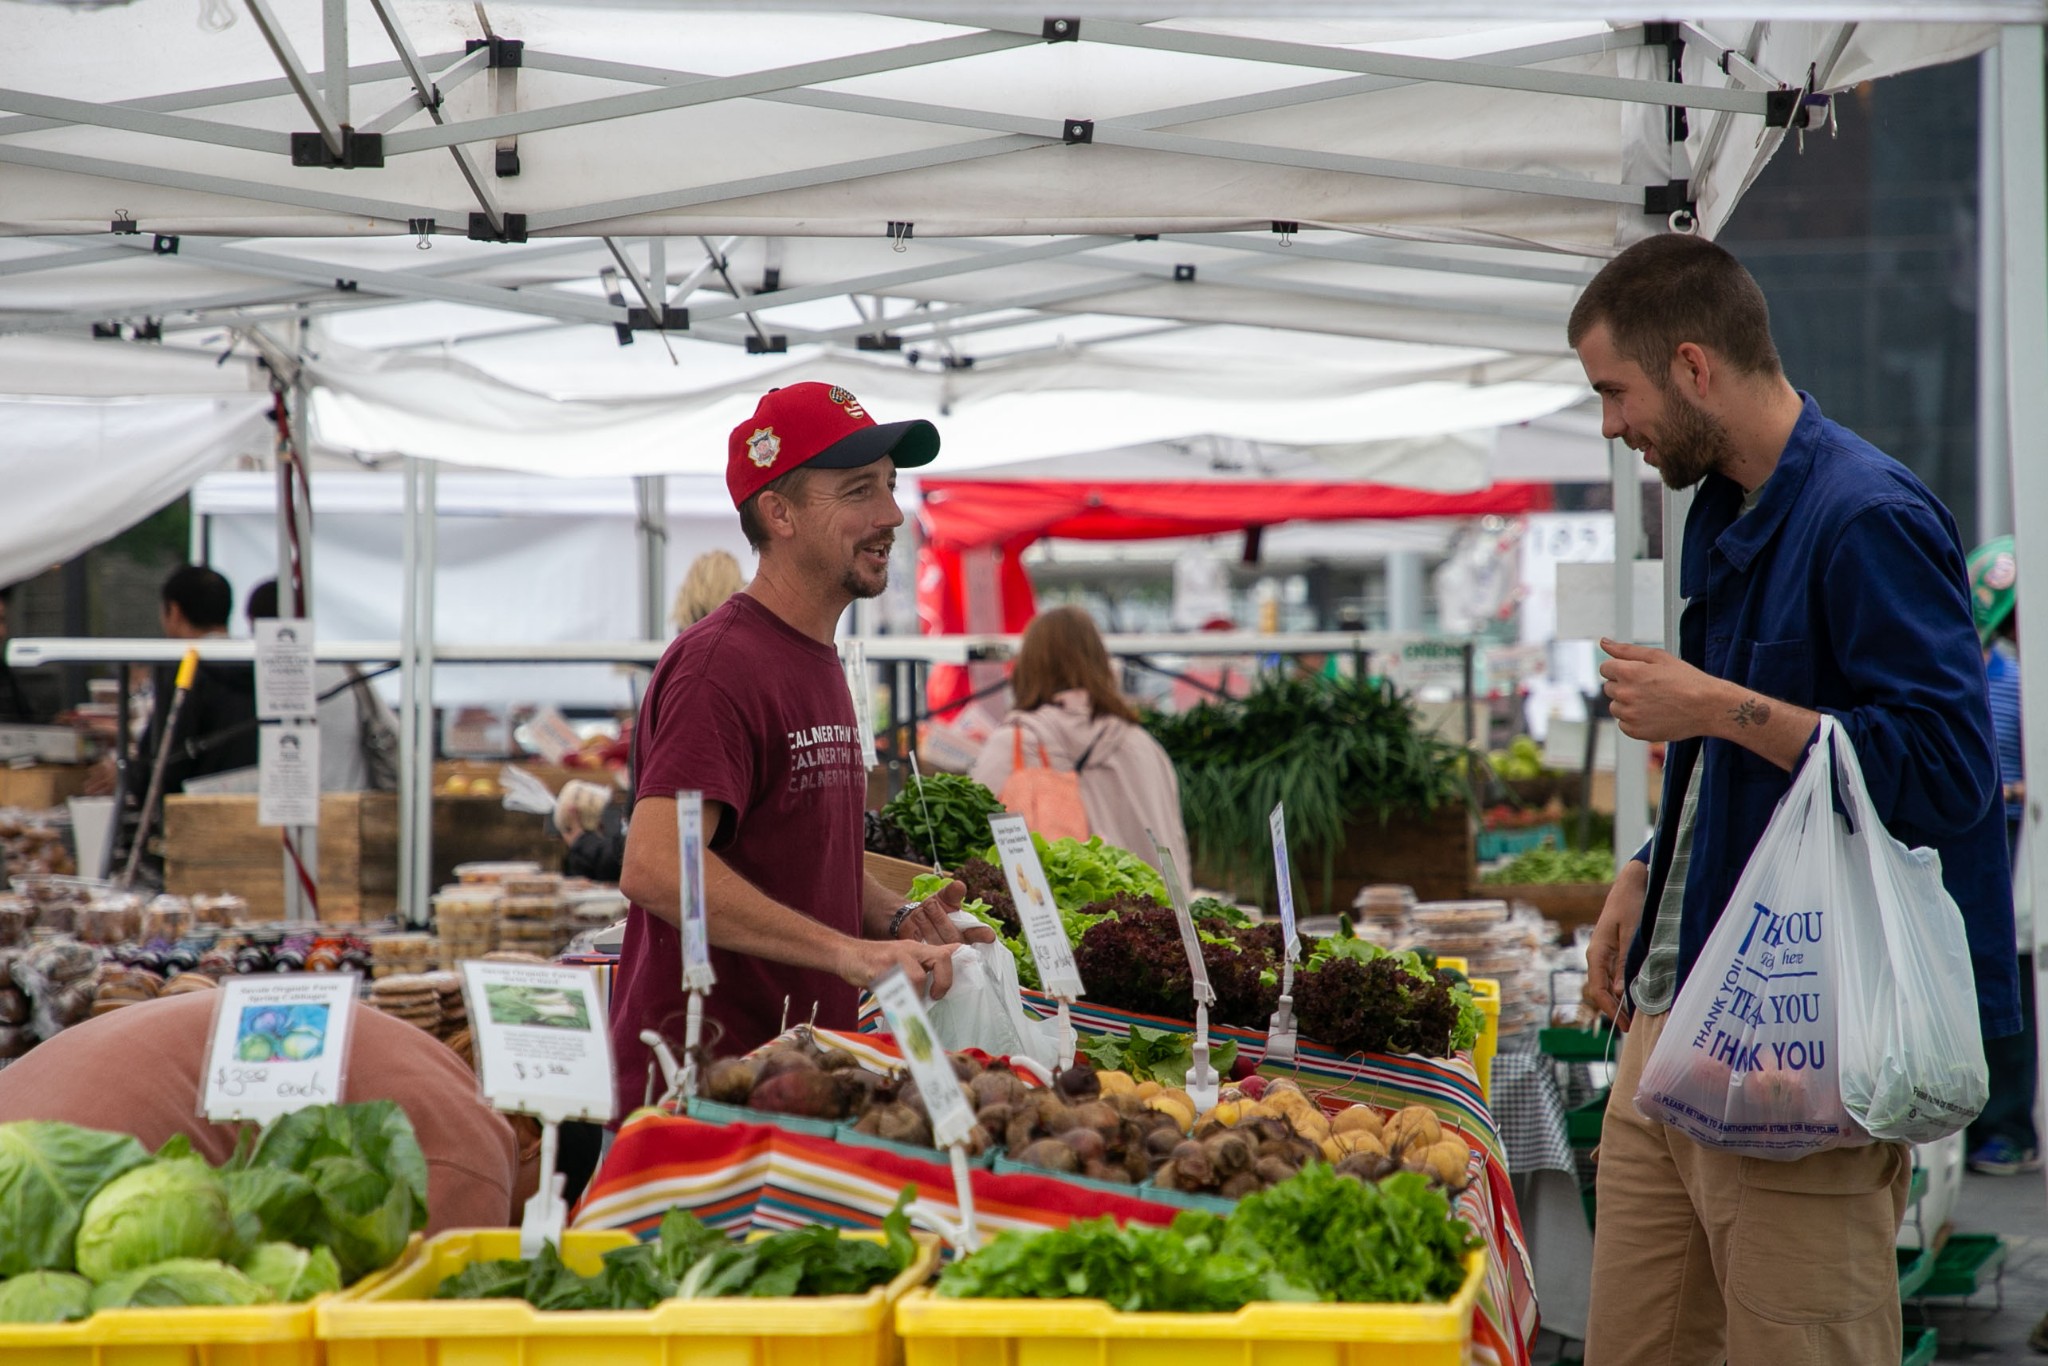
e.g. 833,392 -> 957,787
0,1271 -> 92,1323
241,1100 -> 429,1283
74,1158 -> 236,1283
86,1259 -> 274,1311
239,1242 -> 342,1302
0,1121 -> 152,1275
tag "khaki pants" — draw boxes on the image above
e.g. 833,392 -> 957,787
1586,1012 -> 1911,1366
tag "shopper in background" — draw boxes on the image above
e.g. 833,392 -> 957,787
556,777 -> 625,881
670,549 -> 745,633
1964,537 -> 2037,1176
969,605 -> 1191,880
0,990 -> 524,1233
1570,234 -> 2017,1365
246,580 -> 400,791
608,383 -> 993,1122
0,585 -> 39,724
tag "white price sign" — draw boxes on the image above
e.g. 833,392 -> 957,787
257,724 -> 320,828
1269,803 -> 1300,962
869,966 -> 978,1148
676,791 -> 715,993
1151,836 -> 1214,1007
986,814 -> 1086,999
461,961 -> 615,1124
253,618 -> 317,720
202,974 -> 358,1124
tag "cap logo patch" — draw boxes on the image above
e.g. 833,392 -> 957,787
1985,551 -> 2017,592
746,427 -> 781,468
827,386 -> 868,420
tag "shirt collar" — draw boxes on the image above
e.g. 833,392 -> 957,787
1705,392 -> 1825,575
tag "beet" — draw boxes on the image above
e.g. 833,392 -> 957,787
749,1069 -> 842,1119
1016,1138 -> 1080,1173
1059,1127 -> 1107,1165
754,1048 -> 821,1083
704,1057 -> 758,1105
1054,1067 -> 1101,1102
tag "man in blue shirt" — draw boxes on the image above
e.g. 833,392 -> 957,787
1571,233 -> 2019,1366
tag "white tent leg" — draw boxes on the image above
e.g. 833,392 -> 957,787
1384,551 -> 1425,633
1610,439 -> 1648,860
1993,23 -> 2048,1194
412,461 -> 438,924
398,458 -> 418,922
1980,46 -> 2012,544
635,474 -> 667,641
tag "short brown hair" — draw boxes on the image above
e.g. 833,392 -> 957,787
1013,606 -> 1138,723
1567,234 -> 1782,383
736,465 -> 814,550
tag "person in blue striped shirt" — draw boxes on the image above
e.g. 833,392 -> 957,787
1966,536 -> 2036,1176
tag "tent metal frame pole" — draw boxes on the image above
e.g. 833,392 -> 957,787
364,0 -> 508,236
397,459 -> 419,923
1609,437 -> 1649,861
0,143 -> 431,224
357,47 -> 492,136
411,461 -> 439,924
1993,24 -> 2048,1098
1661,484 -> 1690,657
1980,45 -> 2013,544
1159,232 -> 1597,287
281,339 -> 319,922
636,475 -> 667,642
0,88 -> 284,152
243,0 -> 347,158
322,0 -> 349,130
0,245 -> 131,279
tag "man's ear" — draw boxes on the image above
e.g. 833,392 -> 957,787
1670,341 -> 1712,400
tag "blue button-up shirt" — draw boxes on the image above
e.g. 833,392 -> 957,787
1626,395 -> 2021,1039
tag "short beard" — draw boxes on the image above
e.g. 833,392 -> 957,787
1649,385 -> 1733,491
840,562 -> 889,600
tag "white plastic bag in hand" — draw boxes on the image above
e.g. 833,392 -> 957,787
1824,721 -> 1988,1143
926,913 -> 1064,1070
1636,721 -> 1867,1159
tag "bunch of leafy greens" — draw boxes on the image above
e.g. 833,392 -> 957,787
229,1100 -> 430,1283
0,1121 -> 151,1275
437,1192 -> 917,1309
938,1164 -> 1477,1310
1481,844 -> 1617,885
1222,1166 -> 1479,1304
1145,674 -> 1469,910
1294,935 -> 1481,1058
1076,1024 -> 1238,1084
881,774 -> 1007,868
1071,901 -> 1280,1028
974,834 -> 1169,911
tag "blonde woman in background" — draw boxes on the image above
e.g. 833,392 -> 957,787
671,550 -> 745,633
970,606 -> 1190,878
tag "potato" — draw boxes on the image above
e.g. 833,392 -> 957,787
1134,1081 -> 1163,1101
1390,1105 -> 1442,1150
1331,1106 -> 1383,1139
1147,1097 -> 1195,1132
1096,1070 -> 1137,1097
1426,1137 -> 1473,1189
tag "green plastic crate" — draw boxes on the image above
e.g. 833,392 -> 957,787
1564,1093 -> 1609,1147
1918,1233 -> 2006,1298
1902,1325 -> 1937,1366
1896,1246 -> 1934,1300
1539,1025 -> 1620,1064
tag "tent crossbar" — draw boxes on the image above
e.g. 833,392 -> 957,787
0,143 -> 432,225
670,235 -> 739,307
0,52 -> 466,142
357,39 -> 492,135
973,15 -> 1772,117
0,87 -> 286,154
243,0 -> 346,157
0,282 -> 352,336
0,243 -> 132,280
1159,232 -> 1597,285
365,0 -> 506,236
322,0 -> 349,129
381,29 -> 1036,155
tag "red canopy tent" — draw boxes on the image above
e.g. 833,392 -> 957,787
913,475 -> 1555,715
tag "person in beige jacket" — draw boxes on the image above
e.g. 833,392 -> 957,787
970,606 -> 1192,880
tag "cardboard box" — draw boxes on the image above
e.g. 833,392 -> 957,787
0,764 -> 90,810
164,793 -> 398,922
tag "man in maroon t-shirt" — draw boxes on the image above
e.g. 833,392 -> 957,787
611,382 -> 993,1119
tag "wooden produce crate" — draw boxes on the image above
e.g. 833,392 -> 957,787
1298,804 -> 1475,913
864,851 -> 933,901
164,793 -> 397,922
1478,881 -> 1612,937
430,796 -> 561,888
0,763 -> 90,809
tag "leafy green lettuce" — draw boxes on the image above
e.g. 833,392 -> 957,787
0,1122 -> 152,1275
238,1101 -> 429,1283
1076,1025 -> 1238,1085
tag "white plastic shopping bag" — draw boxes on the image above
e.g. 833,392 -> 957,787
1825,722 -> 1988,1143
1636,717 -> 1987,1158
926,913 -> 1064,1070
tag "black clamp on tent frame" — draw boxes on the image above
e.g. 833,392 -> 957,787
1644,179 -> 1698,231
1043,17 -> 1079,41
467,212 -> 529,243
152,234 -> 180,255
109,211 -> 137,234
292,128 -> 384,168
1063,118 -> 1093,144
465,36 -> 524,67
1642,22 -> 1689,147
1173,263 -> 1196,282
746,334 -> 790,354
857,333 -> 904,351
627,305 -> 688,331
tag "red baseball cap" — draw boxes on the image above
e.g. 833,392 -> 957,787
726,382 -> 939,508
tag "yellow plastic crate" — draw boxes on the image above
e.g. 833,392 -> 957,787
1432,958 -> 1499,1101
0,1301 -> 317,1366
895,1250 -> 1486,1366
317,1226 -> 940,1366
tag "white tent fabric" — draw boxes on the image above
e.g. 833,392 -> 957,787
0,395 -> 271,587
197,470 -> 749,706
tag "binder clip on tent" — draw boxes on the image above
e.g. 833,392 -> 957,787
1150,831 -> 1219,1113
1265,802 -> 1303,1064
987,813 -> 1087,1069
870,965 -> 982,1253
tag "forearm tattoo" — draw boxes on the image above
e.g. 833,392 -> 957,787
1729,697 -> 1773,729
